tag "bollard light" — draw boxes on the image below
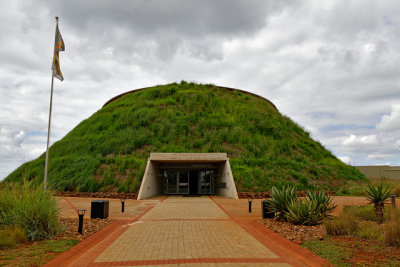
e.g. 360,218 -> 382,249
391,194 -> 396,209
77,209 -> 86,235
120,198 -> 126,213
248,198 -> 253,213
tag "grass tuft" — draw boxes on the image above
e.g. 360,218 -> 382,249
0,180 -> 61,241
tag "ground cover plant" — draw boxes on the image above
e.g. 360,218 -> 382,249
4,82 -> 365,193
0,181 -> 60,247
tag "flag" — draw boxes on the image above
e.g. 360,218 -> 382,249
52,23 -> 65,81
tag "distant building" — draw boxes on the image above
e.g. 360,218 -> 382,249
356,165 -> 400,180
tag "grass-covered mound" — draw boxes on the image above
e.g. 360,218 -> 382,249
5,81 -> 365,192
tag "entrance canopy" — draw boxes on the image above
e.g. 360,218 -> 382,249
137,153 -> 238,200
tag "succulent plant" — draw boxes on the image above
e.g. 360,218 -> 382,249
365,183 -> 392,224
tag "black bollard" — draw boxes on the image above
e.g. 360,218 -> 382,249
77,209 -> 86,235
121,198 -> 126,213
248,199 -> 253,213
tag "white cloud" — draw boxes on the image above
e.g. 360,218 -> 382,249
377,104 -> 400,132
338,156 -> 351,164
343,134 -> 379,146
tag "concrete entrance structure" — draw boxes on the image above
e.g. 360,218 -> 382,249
137,153 -> 238,200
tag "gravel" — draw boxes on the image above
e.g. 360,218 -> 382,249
257,218 -> 325,244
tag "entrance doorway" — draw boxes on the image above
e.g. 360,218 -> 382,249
161,169 -> 215,195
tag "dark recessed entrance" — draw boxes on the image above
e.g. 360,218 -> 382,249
161,164 -> 216,195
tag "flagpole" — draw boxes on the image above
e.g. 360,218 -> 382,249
44,17 -> 59,192
44,74 -> 54,192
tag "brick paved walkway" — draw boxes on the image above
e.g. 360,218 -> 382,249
45,196 -> 328,266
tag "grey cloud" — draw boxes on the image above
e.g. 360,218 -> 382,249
2,0 -> 400,180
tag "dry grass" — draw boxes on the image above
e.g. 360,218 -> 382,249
325,205 -> 400,247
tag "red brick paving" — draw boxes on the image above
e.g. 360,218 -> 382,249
46,195 -> 329,266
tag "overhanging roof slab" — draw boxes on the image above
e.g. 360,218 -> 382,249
149,153 -> 227,163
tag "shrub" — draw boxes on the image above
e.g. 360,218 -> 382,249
0,181 -> 60,241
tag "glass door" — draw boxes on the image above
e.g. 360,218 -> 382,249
162,170 -> 190,194
198,170 -> 215,194
162,170 -> 178,194
178,171 -> 189,194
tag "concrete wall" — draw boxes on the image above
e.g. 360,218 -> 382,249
137,159 -> 160,200
138,153 -> 239,199
216,159 -> 239,199
356,165 -> 400,180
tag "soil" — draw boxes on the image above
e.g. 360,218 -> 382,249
55,191 -> 137,199
56,217 -> 116,241
257,218 -> 325,244
331,236 -> 400,266
238,191 -> 335,199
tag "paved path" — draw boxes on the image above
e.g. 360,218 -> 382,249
45,196 -> 328,266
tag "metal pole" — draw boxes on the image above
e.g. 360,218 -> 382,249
44,74 -> 54,192
122,201 -> 125,213
248,200 -> 252,213
44,17 -> 59,192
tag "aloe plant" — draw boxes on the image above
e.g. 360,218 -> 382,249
307,191 -> 337,219
365,183 -> 392,224
286,198 -> 320,225
267,186 -> 337,225
267,186 -> 298,219
286,192 -> 337,225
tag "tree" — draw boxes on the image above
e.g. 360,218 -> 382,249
365,183 -> 392,224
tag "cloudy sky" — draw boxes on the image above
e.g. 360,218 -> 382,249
1,0 -> 400,180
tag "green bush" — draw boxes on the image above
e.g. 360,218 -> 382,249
0,181 -> 60,241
